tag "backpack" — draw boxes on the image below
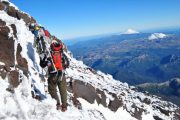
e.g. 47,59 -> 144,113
51,51 -> 63,71
51,43 -> 63,70
44,30 -> 50,37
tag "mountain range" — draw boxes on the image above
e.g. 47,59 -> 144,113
67,28 -> 180,107
68,30 -> 180,85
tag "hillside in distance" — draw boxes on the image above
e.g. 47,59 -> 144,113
68,30 -> 180,106
137,78 -> 180,107
68,31 -> 180,85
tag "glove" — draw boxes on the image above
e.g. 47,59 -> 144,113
64,64 -> 69,69
47,62 -> 52,67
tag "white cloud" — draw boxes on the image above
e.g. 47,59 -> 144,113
124,29 -> 139,34
148,33 -> 167,40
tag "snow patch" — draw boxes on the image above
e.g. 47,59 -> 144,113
0,10 -> 36,67
78,98 -> 136,120
0,61 -> 5,65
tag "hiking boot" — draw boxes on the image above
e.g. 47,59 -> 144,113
61,105 -> 67,112
56,103 -> 61,110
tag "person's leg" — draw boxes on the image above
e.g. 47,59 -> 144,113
36,37 -> 41,53
40,36 -> 46,53
33,36 -> 37,48
57,72 -> 67,111
48,74 -> 60,105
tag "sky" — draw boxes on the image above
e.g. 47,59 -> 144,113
11,0 -> 180,40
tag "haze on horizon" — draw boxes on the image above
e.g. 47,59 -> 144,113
11,0 -> 180,39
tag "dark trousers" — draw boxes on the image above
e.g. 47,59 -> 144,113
48,71 -> 67,106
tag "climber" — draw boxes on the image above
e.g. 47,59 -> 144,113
29,22 -> 35,33
43,29 -> 51,45
32,24 -> 40,48
32,24 -> 46,54
38,27 -> 46,53
39,40 -> 69,112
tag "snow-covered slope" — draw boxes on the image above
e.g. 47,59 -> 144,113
0,1 -> 180,120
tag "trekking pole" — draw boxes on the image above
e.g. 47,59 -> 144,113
56,70 -> 65,83
64,69 -> 68,76
47,48 -> 57,73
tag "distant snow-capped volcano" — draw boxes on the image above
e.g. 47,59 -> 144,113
123,29 -> 139,34
148,33 -> 167,40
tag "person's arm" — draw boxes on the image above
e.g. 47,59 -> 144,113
39,54 -> 48,68
62,53 -> 70,69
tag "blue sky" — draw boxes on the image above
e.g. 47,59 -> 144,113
11,0 -> 180,39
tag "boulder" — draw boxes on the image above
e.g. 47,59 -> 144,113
16,43 -> 28,75
174,109 -> 180,120
10,24 -> 17,38
156,106 -> 171,116
72,80 -> 96,104
17,11 -> 36,24
143,97 -> 151,105
153,116 -> 163,120
0,2 -> 5,10
7,6 -> 20,20
0,19 -> 15,67
96,89 -> 107,107
8,70 -> 19,88
6,5 -> 35,24
108,93 -> 123,111
128,104 -> 144,120
71,80 -> 123,112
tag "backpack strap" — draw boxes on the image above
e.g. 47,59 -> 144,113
62,53 -> 69,69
